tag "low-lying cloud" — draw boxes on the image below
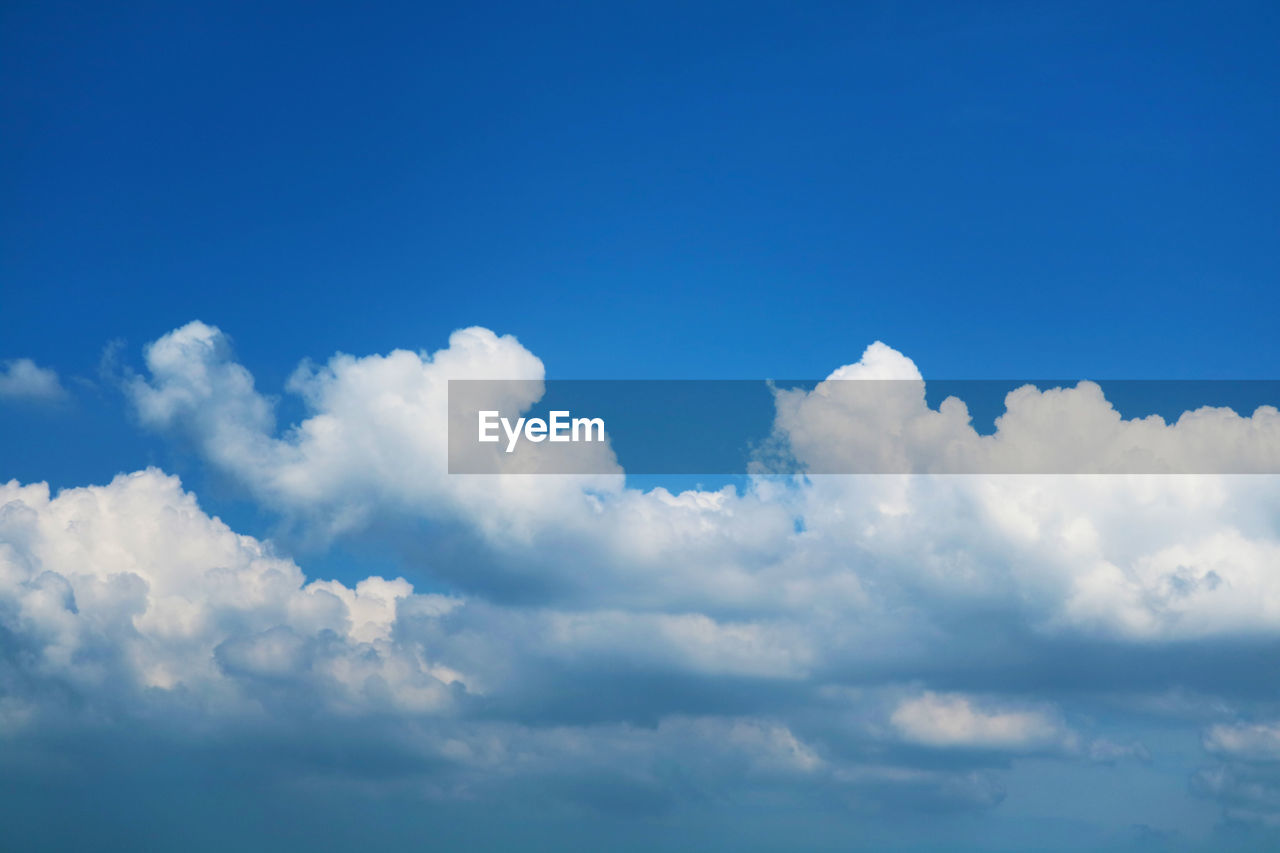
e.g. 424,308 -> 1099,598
3,321 -> 1280,847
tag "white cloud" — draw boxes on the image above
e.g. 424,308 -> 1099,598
772,343 -> 1280,474
117,323 -> 1280,647
127,320 -> 625,542
0,358 -> 66,402
890,692 -> 1074,752
6,320 -> 1280,827
0,468 -> 464,715
1205,721 -> 1280,761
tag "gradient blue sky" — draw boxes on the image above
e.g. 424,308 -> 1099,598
5,1 -> 1278,382
3,3 -> 1280,851
5,1 -> 1278,490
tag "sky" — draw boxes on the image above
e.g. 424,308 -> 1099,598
2,2 -> 1280,851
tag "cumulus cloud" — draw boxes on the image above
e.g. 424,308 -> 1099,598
122,326 -> 1280,644
0,358 -> 66,402
772,344 -> 1280,474
0,468 -> 465,718
115,322 -> 1280,656
0,464 -> 1103,820
127,320 -> 625,542
6,321 -> 1280,837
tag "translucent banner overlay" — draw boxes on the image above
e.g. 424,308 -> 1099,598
448,380 -> 1280,474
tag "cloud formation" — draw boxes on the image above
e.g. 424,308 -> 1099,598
772,355 -> 1280,474
889,692 -> 1075,752
0,358 -> 66,402
4,322 -> 1280,846
0,469 -> 463,722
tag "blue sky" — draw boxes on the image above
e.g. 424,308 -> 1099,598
5,1 -> 1278,384
3,3 -> 1280,851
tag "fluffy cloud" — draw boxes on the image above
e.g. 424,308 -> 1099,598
0,468 -> 464,719
0,358 -> 66,402
123,326 -> 1280,644
6,321 -> 1280,841
773,348 -> 1280,474
116,320 -> 1280,664
0,467 -> 1090,821
122,322 -> 1280,648
126,321 -> 632,539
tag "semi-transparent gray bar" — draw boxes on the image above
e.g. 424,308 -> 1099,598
447,380 -> 1280,474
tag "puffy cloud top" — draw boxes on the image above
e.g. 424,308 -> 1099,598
4,323 -> 1280,838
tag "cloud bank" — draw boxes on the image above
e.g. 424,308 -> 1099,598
4,321 -> 1280,849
